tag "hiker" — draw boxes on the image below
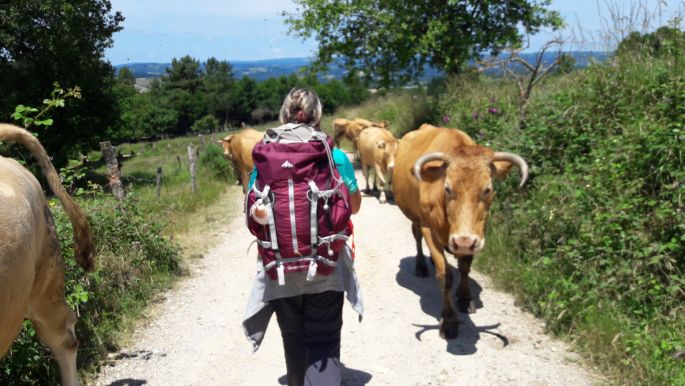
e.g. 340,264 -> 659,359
242,88 -> 363,386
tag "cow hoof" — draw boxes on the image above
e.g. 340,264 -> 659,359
379,197 -> 387,204
415,263 -> 429,278
458,299 -> 477,314
363,189 -> 372,196
439,319 -> 459,340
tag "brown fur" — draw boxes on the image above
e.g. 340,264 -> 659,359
219,128 -> 263,194
357,126 -> 400,203
392,124 -> 523,340
0,123 -> 95,385
332,118 -> 387,155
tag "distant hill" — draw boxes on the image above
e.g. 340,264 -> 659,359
114,52 -> 610,82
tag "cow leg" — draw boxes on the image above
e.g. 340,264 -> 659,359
231,160 -> 241,186
457,255 -> 477,314
240,169 -> 249,194
28,262 -> 79,386
412,223 -> 429,277
362,164 -> 371,195
374,164 -> 387,203
422,227 -> 458,340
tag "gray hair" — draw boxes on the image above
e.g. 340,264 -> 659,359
278,88 -> 323,126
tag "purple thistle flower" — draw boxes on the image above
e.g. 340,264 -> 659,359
442,114 -> 451,125
472,111 -> 479,120
488,107 -> 499,114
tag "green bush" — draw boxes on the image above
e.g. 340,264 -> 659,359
458,51 -> 685,384
199,143 -> 232,180
0,194 -> 181,385
191,114 -> 220,133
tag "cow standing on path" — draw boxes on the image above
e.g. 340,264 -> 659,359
392,124 -> 528,340
0,124 -> 95,386
219,128 -> 264,194
357,126 -> 400,204
332,118 -> 387,161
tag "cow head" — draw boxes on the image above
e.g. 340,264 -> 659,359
377,138 -> 400,172
219,135 -> 233,159
413,146 -> 528,255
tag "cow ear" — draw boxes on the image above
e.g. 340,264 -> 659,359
419,160 -> 447,181
376,140 -> 386,149
491,160 -> 514,180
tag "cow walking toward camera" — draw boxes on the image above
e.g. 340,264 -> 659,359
218,128 -> 263,193
0,123 -> 95,386
392,124 -> 528,340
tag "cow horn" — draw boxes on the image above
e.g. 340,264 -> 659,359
413,152 -> 447,181
493,152 -> 529,187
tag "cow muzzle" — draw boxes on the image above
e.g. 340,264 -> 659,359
448,234 -> 484,255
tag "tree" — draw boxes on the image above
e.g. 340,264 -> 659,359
160,55 -> 206,133
501,38 -> 564,129
203,57 -> 235,127
0,0 -> 124,165
286,0 -> 563,87
117,67 -> 136,86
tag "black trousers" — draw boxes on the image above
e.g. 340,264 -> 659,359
271,290 -> 344,386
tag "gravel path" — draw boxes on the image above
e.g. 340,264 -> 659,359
93,171 -> 600,386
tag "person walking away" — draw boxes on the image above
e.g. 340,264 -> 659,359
242,88 -> 363,386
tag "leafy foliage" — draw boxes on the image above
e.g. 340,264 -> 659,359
435,31 -> 685,384
286,0 -> 563,86
0,0 -> 124,166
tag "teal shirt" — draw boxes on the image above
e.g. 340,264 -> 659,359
247,148 -> 358,193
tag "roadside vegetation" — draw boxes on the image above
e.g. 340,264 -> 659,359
436,29 -> 684,385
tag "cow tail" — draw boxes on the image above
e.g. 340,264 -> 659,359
0,123 -> 96,271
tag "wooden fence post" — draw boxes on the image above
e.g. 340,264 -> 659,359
156,166 -> 163,197
99,141 -> 125,200
176,155 -> 182,168
188,144 -> 197,193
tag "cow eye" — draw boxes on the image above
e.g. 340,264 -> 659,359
482,186 -> 493,198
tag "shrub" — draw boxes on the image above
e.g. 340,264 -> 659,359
199,143 -> 232,180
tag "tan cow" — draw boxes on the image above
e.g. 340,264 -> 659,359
332,118 -> 387,159
0,124 -> 95,386
392,124 -> 528,340
218,128 -> 263,193
357,126 -> 400,204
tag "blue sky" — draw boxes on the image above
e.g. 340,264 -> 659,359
105,0 -> 685,65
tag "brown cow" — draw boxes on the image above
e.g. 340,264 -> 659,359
392,124 -> 528,340
332,118 -> 387,158
0,124 -> 95,386
218,128 -> 263,193
357,126 -> 400,204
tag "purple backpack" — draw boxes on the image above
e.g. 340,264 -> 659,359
246,123 -> 352,285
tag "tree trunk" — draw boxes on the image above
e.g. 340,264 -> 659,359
100,141 -> 124,200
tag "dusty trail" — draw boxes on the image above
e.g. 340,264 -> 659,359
93,171 -> 599,386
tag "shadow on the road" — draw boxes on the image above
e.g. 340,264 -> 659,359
395,256 -> 508,355
107,379 -> 147,386
277,365 -> 372,385
112,349 -> 160,361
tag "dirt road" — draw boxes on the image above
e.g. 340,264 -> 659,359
93,172 -> 599,386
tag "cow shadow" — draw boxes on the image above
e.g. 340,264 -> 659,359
395,256 -> 508,355
277,364 -> 372,385
106,379 -> 147,386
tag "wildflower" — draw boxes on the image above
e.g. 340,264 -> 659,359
488,107 -> 499,114
442,114 -> 451,125
472,111 -> 479,120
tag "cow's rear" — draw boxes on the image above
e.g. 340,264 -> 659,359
0,123 -> 95,385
